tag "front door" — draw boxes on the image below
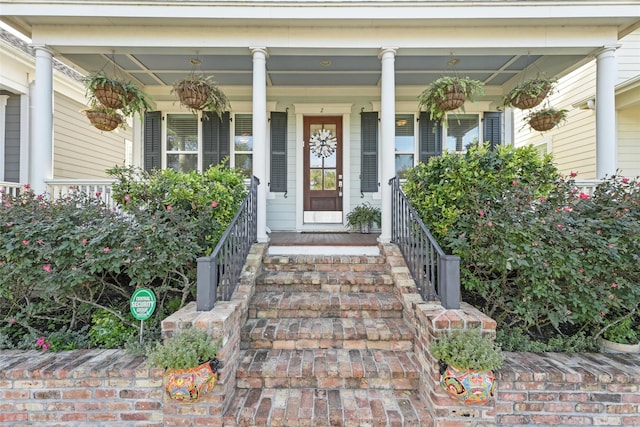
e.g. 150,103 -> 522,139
303,116 -> 343,223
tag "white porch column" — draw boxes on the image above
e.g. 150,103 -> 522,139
251,47 -> 269,242
595,46 -> 617,179
31,45 -> 54,194
378,48 -> 397,243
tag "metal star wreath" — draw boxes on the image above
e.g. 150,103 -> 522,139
309,129 -> 337,158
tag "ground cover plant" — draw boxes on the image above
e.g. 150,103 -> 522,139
404,143 -> 640,351
0,165 -> 247,351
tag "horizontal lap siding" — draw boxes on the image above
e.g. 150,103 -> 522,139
3,94 -> 21,182
618,108 -> 640,178
53,94 -> 130,178
266,108 -> 296,231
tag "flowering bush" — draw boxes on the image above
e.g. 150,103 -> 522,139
404,143 -> 640,350
0,165 -> 247,350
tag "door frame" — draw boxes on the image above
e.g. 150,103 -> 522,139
293,103 -> 352,232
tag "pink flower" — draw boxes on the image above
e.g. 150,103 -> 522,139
570,171 -> 577,178
124,195 -> 131,203
563,206 -> 571,212
557,224 -> 564,230
611,283 -> 619,288
42,264 -> 51,272
608,294 -> 615,300
539,196 -> 547,202
608,243 -> 616,248
103,247 -> 110,253
6,222 -> 14,227
596,230 -> 602,235
478,210 -> 485,216
37,194 -> 44,201
211,201 -> 218,208
23,184 -> 31,189
36,239 -> 44,244
166,205 -> 172,211
512,180 -> 518,186
22,240 -> 29,245
81,238 -> 87,244
8,318 -> 15,324
579,269 -> 584,273
36,336 -> 45,346
487,221 -> 493,227
96,191 -> 102,197
579,192 -> 590,200
42,342 -> 50,351
621,177 -> 629,184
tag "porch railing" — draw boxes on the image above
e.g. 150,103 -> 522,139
45,179 -> 118,210
196,176 -> 259,311
0,181 -> 22,197
574,179 -> 599,196
389,177 -> 460,309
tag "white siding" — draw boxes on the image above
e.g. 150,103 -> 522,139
618,107 -> 640,178
617,31 -> 640,85
53,93 -> 131,179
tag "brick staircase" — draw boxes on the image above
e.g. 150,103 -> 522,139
223,250 -> 433,426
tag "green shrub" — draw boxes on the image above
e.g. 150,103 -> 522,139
404,143 -> 640,350
147,328 -> 220,370
89,309 -> 136,348
429,328 -> 504,371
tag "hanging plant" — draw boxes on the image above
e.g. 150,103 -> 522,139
418,76 -> 484,127
82,106 -> 125,132
172,74 -> 230,116
526,107 -> 568,132
83,72 -> 152,117
503,75 -> 557,110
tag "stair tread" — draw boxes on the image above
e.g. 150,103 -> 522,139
250,291 -> 402,311
223,387 -> 434,427
242,317 -> 414,343
256,270 -> 394,284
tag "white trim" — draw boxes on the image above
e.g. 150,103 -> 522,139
292,103 -> 352,115
0,95 -> 8,180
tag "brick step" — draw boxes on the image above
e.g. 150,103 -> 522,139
236,349 -> 420,390
262,255 -> 388,273
254,270 -> 395,293
240,318 -> 414,351
223,388 -> 434,427
248,291 -> 403,319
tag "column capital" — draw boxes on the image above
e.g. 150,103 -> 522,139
250,47 -> 269,58
593,44 -> 620,59
30,44 -> 54,55
378,47 -> 398,59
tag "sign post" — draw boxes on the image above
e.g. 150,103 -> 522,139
130,288 -> 156,344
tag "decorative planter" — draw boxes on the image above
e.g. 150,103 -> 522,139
439,362 -> 496,405
529,113 -> 562,132
165,358 -> 220,402
435,87 -> 466,111
85,110 -> 122,132
510,86 -> 550,110
93,83 -> 133,109
174,83 -> 211,110
600,338 -> 640,354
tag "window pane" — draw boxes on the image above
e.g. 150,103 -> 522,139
395,154 -> 414,179
167,114 -> 198,151
167,154 -> 198,172
395,114 -> 414,152
446,114 -> 479,152
323,150 -> 336,168
234,114 -> 253,151
235,154 -> 252,176
324,170 -> 336,190
309,169 -> 322,190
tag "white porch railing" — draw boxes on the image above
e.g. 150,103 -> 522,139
573,179 -> 599,196
45,178 -> 117,210
0,181 -> 22,197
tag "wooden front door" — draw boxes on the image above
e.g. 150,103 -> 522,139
303,116 -> 343,223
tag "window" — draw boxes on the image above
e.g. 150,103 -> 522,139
234,114 -> 253,176
445,114 -> 479,153
166,113 -> 198,172
395,114 -> 415,178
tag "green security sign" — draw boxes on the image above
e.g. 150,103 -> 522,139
130,288 -> 156,321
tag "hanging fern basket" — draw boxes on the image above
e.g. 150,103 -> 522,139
93,83 -> 131,109
510,86 -> 551,110
435,86 -> 467,111
174,83 -> 211,110
529,113 -> 561,132
85,110 -> 122,132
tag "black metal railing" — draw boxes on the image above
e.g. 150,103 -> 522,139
196,176 -> 259,311
390,177 -> 460,309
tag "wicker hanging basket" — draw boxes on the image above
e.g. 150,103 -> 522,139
174,84 -> 211,110
93,83 -> 129,109
510,87 -> 551,110
528,113 -> 561,132
436,88 -> 467,111
85,110 -> 122,132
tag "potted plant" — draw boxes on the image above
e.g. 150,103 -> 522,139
429,328 -> 504,405
82,106 -> 125,132
525,107 -> 568,132
147,328 -> 221,402
346,202 -> 381,233
600,316 -> 640,354
503,76 -> 557,110
418,76 -> 484,126
172,74 -> 230,115
83,72 -> 152,117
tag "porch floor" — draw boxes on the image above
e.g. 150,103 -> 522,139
268,232 -> 380,246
